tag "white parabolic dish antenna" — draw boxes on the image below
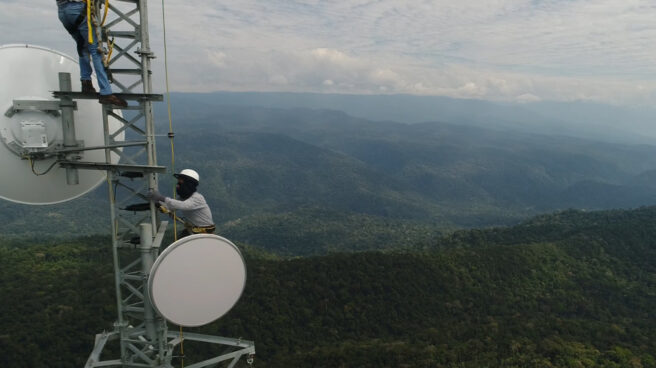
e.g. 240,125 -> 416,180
148,234 -> 247,327
0,44 -> 124,205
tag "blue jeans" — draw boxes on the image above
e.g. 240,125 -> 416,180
57,1 -> 113,95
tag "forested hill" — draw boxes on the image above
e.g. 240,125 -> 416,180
1,206 -> 655,367
162,102 -> 656,223
2,102 -> 656,248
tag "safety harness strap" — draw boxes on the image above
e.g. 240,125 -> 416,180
185,224 -> 216,234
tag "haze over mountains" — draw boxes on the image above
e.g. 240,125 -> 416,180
158,93 -> 656,243
2,92 -> 656,254
170,92 -> 656,145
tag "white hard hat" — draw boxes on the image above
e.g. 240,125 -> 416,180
174,169 -> 200,183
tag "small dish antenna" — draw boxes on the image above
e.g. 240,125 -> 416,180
0,44 -> 124,205
148,234 -> 247,327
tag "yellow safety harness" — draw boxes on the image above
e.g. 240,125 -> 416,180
84,0 -> 114,73
86,0 -> 93,43
157,206 -> 216,235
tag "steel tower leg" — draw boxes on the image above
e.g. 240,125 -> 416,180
78,0 -> 170,366
81,0 -> 255,366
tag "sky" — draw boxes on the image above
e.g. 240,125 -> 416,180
1,0 -> 655,106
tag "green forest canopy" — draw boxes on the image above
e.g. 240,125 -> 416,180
1,207 -> 655,367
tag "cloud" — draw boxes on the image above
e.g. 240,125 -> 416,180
207,50 -> 227,68
516,93 -> 542,103
2,0 -> 656,106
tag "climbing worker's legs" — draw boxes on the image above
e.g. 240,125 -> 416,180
81,23 -> 113,96
57,1 -> 112,96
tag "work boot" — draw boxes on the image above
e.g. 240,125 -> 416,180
98,94 -> 128,108
81,80 -> 96,94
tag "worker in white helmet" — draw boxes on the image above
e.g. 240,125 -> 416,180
148,169 -> 215,237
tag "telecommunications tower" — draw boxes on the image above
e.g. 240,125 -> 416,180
0,1 -> 255,367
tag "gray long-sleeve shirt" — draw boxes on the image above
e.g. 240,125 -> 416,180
162,192 -> 214,227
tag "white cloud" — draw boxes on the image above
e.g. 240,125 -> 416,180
207,50 -> 227,68
269,74 -> 289,86
311,48 -> 353,65
1,0 -> 656,106
516,93 -> 542,103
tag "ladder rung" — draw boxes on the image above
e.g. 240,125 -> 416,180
122,203 -> 151,212
106,105 -> 140,111
110,69 -> 143,75
120,171 -> 145,178
114,93 -> 163,101
54,141 -> 147,154
59,161 -> 167,173
53,91 -> 163,102
107,31 -> 137,39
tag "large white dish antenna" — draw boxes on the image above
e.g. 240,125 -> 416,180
148,234 -> 247,327
0,44 -> 124,205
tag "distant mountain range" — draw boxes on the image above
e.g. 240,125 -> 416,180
156,98 -> 656,224
2,92 -> 656,254
167,91 -> 656,144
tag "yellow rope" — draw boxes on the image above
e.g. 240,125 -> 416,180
100,0 -> 111,69
160,0 -> 177,241
94,0 -> 112,67
106,37 -> 115,66
100,0 -> 109,26
86,0 -> 107,72
179,326 -> 184,366
87,0 -> 93,43
158,206 -> 185,225
160,0 -> 183,366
